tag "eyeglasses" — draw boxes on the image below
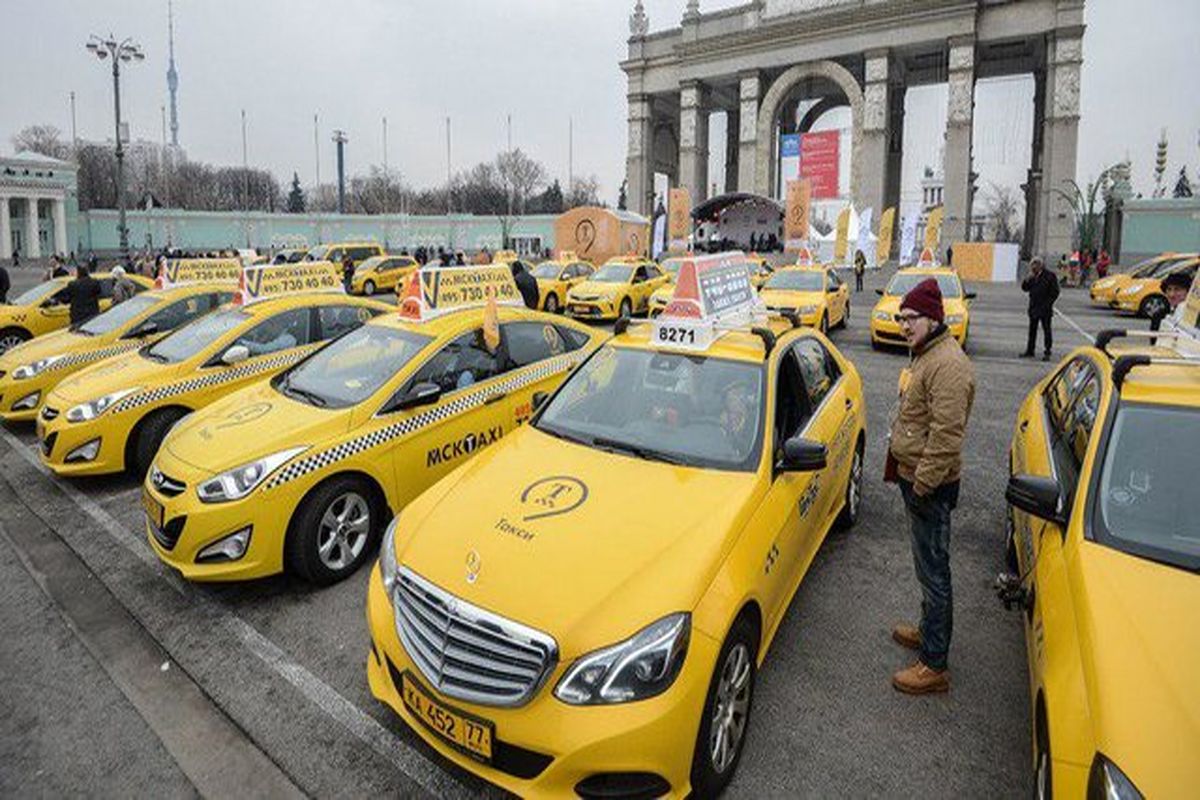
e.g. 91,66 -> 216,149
894,313 -> 925,325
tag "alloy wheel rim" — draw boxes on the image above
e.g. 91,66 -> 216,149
710,642 -> 751,774
848,448 -> 863,518
1035,748 -> 1050,799
547,295 -> 558,312
316,491 -> 370,571
0,334 -> 23,353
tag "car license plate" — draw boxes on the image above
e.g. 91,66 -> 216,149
401,672 -> 493,762
570,304 -> 591,315
142,490 -> 165,531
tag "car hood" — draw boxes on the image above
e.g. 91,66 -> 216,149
0,328 -> 85,371
1074,542 -> 1199,792
164,379 -> 351,475
759,288 -> 825,308
46,349 -> 179,406
568,280 -> 621,298
395,426 -> 761,657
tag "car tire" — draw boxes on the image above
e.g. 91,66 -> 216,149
130,408 -> 189,478
820,313 -> 829,335
1034,704 -> 1052,800
691,614 -> 757,798
364,279 -> 376,295
871,338 -> 883,351
0,326 -> 31,354
619,298 -> 632,320
835,439 -> 864,530
285,475 -> 383,585
1139,294 -> 1169,320
544,294 -> 559,314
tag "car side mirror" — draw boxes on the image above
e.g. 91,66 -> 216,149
965,291 -> 977,300
385,381 -> 442,413
777,436 -> 827,472
875,288 -> 885,296
827,285 -> 838,293
126,320 -> 158,339
1006,474 -> 1068,526
532,390 -> 549,411
221,344 -> 250,366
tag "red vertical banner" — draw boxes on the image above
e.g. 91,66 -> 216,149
800,131 -> 840,199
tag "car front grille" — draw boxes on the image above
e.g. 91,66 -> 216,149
149,466 -> 186,497
394,567 -> 557,708
40,406 -> 59,422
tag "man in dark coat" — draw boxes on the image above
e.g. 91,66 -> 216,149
65,264 -> 102,325
1020,256 -> 1059,361
510,261 -> 540,310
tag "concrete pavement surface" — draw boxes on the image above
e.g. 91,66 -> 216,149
0,264 -> 1142,797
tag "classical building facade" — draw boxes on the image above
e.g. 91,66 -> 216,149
1,151 -> 79,260
622,0 -> 1084,257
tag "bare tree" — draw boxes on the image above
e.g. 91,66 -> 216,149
12,124 -> 71,160
982,182 -> 1023,243
565,176 -> 602,209
496,149 -> 546,213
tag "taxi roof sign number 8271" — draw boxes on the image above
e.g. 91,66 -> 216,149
652,251 -> 764,352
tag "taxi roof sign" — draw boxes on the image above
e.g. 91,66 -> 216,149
652,251 -> 765,351
795,246 -> 815,267
156,258 -> 243,289
916,247 -> 940,268
233,262 -> 345,306
397,265 -> 524,322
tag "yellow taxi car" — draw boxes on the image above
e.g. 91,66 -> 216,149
38,288 -> 388,478
566,256 -> 669,321
0,271 -> 154,354
304,241 -> 385,267
647,254 -> 692,317
366,254 -> 866,798
141,266 -> 606,585
759,266 -> 849,333
530,254 -> 595,314
870,264 -> 975,349
0,284 -> 235,423
1089,253 -> 1192,307
350,254 -> 418,295
1109,256 -> 1199,317
998,324 -> 1200,799
745,253 -> 775,289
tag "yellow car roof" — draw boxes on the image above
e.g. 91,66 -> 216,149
777,265 -> 827,274
895,266 -> 956,276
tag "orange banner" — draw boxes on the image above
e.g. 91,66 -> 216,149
668,188 -> 692,252
784,179 -> 811,250
833,206 -> 851,264
876,207 -> 895,266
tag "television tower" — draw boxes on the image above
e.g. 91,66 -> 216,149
166,0 -> 180,147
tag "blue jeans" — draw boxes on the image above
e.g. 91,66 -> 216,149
899,479 -> 957,671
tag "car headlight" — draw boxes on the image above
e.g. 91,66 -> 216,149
946,314 -> 964,325
1087,754 -> 1143,800
380,517 -> 399,597
13,355 -> 65,380
196,446 -> 308,503
66,387 -> 141,422
798,305 -> 818,315
554,612 -> 690,705
874,310 -> 891,321
1123,283 -> 1143,295
11,391 -> 41,411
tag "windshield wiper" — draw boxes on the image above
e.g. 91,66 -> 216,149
142,349 -> 168,363
590,435 -> 686,465
278,374 -> 327,407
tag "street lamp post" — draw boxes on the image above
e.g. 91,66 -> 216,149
332,130 -> 348,214
86,34 -> 144,264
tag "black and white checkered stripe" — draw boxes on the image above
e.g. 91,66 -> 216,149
48,342 -> 143,373
264,350 -> 586,490
111,348 -> 314,415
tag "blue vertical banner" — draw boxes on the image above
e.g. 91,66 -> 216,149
779,134 -> 800,158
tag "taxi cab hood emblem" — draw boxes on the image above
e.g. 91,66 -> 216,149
465,550 -> 481,584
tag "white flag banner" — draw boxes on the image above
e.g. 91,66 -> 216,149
855,207 -> 874,267
899,213 -> 919,266
652,214 -> 666,260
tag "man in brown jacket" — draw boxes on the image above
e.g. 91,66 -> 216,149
888,277 -> 975,694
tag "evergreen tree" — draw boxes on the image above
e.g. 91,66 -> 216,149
286,172 -> 306,213
1173,166 -> 1193,198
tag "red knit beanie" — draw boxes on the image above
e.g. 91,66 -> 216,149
900,278 -> 945,323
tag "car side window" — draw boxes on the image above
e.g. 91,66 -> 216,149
503,322 -> 569,367
318,305 -> 375,340
328,248 -> 344,263
646,264 -> 662,279
791,338 -> 839,411
633,266 -> 649,283
1043,357 -> 1101,495
827,271 -> 841,290
408,328 -> 502,394
773,347 -> 810,458
576,263 -> 593,278
146,294 -> 218,333
233,307 -> 312,357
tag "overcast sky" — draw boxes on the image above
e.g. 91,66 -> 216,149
2,0 -> 1197,208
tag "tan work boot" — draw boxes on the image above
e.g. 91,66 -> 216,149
892,623 -> 921,651
892,661 -> 949,695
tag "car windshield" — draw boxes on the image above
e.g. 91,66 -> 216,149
661,259 -> 687,279
532,263 -> 563,279
536,345 -> 765,471
592,264 -> 634,283
277,324 -> 431,409
10,280 -> 62,306
306,245 -> 330,261
1148,258 -> 1191,278
886,273 -> 962,299
1096,403 -> 1200,571
146,307 -> 248,364
765,271 -> 824,292
78,294 -> 159,336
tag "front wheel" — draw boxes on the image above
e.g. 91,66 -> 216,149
130,408 -> 189,478
1139,294 -> 1169,320
691,616 -> 757,797
364,279 -> 376,295
0,327 -> 31,355
544,293 -> 559,314
285,476 -> 382,585
836,440 -> 864,530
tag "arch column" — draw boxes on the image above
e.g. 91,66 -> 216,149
858,50 -> 891,217
678,81 -> 710,204
737,72 -> 762,194
52,197 -> 67,256
626,93 -> 655,215
755,60 -> 863,205
942,37 -> 976,246
0,197 -> 10,260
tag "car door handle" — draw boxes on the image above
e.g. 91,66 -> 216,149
845,397 -> 853,410
484,391 -> 507,405
1019,419 -> 1029,433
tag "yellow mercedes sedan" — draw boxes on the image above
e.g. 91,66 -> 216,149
530,256 -> 595,314
0,272 -> 153,354
870,268 -> 974,349
143,301 -> 603,584
1000,328 -> 1200,799
366,307 -> 866,797
38,293 -> 388,478
758,266 -> 849,333
566,257 -> 668,321
0,284 -> 234,423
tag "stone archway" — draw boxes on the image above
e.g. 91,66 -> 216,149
755,60 -> 863,203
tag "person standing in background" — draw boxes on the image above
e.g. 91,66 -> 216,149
1020,257 -> 1059,361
